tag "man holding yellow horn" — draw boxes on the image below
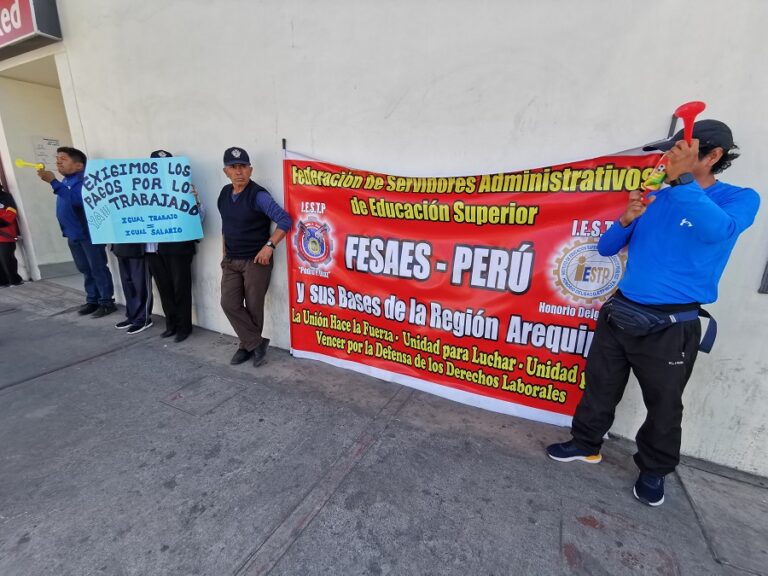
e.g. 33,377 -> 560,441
37,147 -> 116,317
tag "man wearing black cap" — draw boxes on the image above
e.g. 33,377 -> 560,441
547,120 -> 760,507
145,150 -> 204,343
218,147 -> 292,366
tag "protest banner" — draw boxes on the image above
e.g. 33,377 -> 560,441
284,149 -> 662,426
82,157 -> 203,244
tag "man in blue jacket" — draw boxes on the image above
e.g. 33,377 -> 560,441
38,147 -> 116,317
547,120 -> 760,506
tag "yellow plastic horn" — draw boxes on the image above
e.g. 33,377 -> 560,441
15,158 -> 45,170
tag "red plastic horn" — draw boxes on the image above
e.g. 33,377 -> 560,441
674,101 -> 706,143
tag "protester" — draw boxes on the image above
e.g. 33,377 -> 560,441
145,150 -> 205,343
0,184 -> 23,287
38,147 -> 116,317
112,236 -> 153,335
546,120 -> 760,506
217,147 -> 291,366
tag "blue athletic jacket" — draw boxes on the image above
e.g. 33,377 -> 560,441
599,180 -> 760,305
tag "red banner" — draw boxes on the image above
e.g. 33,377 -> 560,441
284,150 -> 660,426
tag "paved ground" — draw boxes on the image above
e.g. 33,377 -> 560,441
1,281 -> 766,576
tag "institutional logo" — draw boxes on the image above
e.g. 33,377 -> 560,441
231,149 -> 241,158
552,240 -> 625,304
295,218 -> 333,268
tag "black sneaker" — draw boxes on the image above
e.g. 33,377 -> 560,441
174,331 -> 190,343
160,329 -> 176,338
126,321 -> 153,335
230,348 -> 254,365
91,303 -> 118,318
252,338 -> 270,367
78,303 -> 100,315
633,472 -> 665,506
115,319 -> 132,330
546,440 -> 602,463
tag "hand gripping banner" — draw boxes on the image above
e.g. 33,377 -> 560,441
284,149 -> 660,427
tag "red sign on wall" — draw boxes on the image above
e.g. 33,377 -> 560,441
0,0 -> 61,59
0,0 -> 35,48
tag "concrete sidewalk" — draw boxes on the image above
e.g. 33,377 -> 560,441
1,281 -> 766,576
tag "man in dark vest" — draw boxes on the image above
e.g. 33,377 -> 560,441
217,147 -> 291,366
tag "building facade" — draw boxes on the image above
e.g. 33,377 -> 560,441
1,0 -> 766,475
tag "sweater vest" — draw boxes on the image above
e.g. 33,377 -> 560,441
218,181 -> 271,259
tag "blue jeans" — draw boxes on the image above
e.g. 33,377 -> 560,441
68,239 -> 114,305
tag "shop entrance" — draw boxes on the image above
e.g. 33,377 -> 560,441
0,54 -> 78,286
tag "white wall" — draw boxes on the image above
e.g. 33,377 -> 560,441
0,76 -> 72,270
50,1 -> 768,475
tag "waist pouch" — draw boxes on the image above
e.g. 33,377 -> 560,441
602,295 -> 716,353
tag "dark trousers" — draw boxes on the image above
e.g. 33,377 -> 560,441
220,257 -> 272,351
571,311 -> 701,476
0,242 -> 23,285
117,256 -> 153,326
68,239 -> 114,305
147,253 -> 193,335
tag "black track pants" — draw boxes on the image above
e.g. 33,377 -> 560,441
571,311 -> 701,476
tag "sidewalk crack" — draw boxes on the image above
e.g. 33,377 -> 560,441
233,386 -> 415,576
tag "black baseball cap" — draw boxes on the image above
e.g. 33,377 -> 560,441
643,119 -> 734,152
150,150 -> 173,158
223,147 -> 251,166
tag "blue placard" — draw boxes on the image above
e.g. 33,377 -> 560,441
82,157 -> 204,244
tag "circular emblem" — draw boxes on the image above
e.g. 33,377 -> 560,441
231,149 -> 241,158
552,240 -> 625,304
295,218 -> 333,268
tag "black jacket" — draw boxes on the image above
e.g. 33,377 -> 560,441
111,242 -> 145,258
157,240 -> 197,256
